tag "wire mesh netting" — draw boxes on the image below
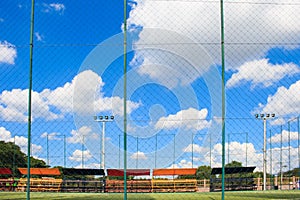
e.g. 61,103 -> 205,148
0,0 -> 299,199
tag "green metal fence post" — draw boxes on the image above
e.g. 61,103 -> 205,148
270,130 -> 272,188
27,1 -> 35,199
123,0 -> 128,199
297,116 -> 300,169
288,121 -> 291,190
220,0 -> 226,199
280,125 -> 283,190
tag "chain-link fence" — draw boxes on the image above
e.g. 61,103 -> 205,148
0,0 -> 299,199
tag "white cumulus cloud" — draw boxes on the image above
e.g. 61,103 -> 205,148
183,144 -> 209,154
41,132 -> 61,141
155,107 -> 211,130
227,59 -> 300,89
254,80 -> 300,116
0,126 -> 43,156
0,89 -> 63,122
69,149 -> 92,162
268,129 -> 299,143
35,32 -> 44,41
130,151 -> 147,160
169,159 -> 193,169
67,126 -> 98,144
49,3 -> 65,12
127,0 -> 300,70
0,70 -> 141,122
208,142 -> 262,171
43,3 -> 65,14
0,41 -> 17,65
0,127 -> 12,141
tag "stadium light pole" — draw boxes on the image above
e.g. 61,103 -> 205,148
94,115 -> 114,170
255,113 -> 275,191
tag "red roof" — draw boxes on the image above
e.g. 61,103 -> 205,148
0,168 -> 12,175
107,169 -> 150,176
18,168 -> 61,176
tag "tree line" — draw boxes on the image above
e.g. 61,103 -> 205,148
0,140 -> 298,179
0,141 -> 47,177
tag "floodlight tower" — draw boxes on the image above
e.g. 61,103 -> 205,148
94,115 -> 114,170
255,113 -> 275,191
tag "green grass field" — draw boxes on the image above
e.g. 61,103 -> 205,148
0,191 -> 300,200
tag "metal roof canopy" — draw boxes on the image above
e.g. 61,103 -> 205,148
211,167 -> 256,175
62,168 -> 105,176
18,168 -> 61,176
0,168 -> 13,175
153,168 -> 197,176
107,169 -> 150,176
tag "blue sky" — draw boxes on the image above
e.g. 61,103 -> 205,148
0,1 -> 300,174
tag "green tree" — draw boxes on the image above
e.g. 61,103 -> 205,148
0,141 -> 26,168
196,165 -> 212,179
0,140 -> 47,171
225,160 -> 242,167
282,168 -> 300,177
253,171 -> 263,178
28,156 -> 48,168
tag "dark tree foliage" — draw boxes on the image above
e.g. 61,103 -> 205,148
282,168 -> 300,177
177,165 -> 211,179
225,160 -> 242,168
196,165 -> 212,179
27,156 -> 48,168
0,141 -> 26,169
0,140 -> 47,172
